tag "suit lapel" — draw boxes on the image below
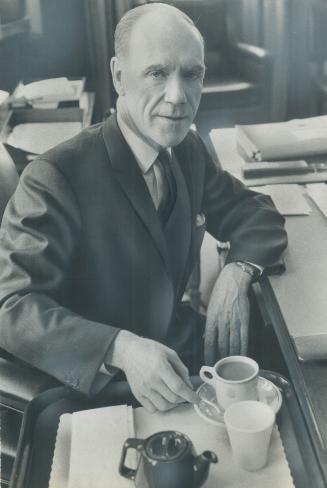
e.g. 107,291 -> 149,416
102,115 -> 171,275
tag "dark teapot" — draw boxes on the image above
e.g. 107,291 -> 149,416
119,430 -> 218,488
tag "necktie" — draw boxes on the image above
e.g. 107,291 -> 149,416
156,150 -> 176,224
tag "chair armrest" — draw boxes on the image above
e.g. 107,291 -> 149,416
231,42 -> 270,63
0,358 -> 58,412
229,42 -> 272,81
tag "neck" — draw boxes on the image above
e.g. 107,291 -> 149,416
117,98 -> 162,152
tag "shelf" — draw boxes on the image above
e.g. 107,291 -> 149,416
0,16 -> 30,41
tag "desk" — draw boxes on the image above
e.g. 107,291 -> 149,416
210,128 -> 327,483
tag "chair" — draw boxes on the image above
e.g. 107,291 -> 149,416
150,0 -> 272,115
0,143 -> 57,486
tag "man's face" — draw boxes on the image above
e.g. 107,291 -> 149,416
112,14 -> 205,149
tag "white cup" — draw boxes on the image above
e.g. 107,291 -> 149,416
199,356 -> 259,411
224,400 -> 275,471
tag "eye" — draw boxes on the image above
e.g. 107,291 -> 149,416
183,70 -> 203,81
149,69 -> 166,80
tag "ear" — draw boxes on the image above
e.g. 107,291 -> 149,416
110,57 -> 125,96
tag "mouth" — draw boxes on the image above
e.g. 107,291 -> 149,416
157,115 -> 188,122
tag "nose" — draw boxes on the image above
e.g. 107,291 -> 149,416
164,74 -> 187,105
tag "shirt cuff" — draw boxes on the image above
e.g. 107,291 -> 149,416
99,362 -> 118,376
244,261 -> 264,275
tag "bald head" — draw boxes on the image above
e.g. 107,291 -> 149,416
114,3 -> 204,61
110,2 -> 205,149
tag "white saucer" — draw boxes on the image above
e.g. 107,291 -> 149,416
194,376 -> 282,426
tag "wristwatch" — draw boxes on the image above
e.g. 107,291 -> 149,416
235,261 -> 261,282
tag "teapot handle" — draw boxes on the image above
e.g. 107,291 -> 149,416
119,437 -> 144,480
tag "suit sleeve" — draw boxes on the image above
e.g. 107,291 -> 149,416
0,160 -> 120,396
198,135 -> 288,267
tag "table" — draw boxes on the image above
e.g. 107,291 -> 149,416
210,128 -> 327,482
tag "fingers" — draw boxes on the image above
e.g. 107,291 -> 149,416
229,317 -> 241,356
233,295 -> 249,356
122,337 -> 204,411
204,319 -> 218,365
157,380 -> 186,404
206,291 -> 250,360
169,352 -> 193,388
139,393 -> 182,414
240,318 -> 249,356
138,385 -> 186,413
139,395 -> 157,414
162,359 -> 197,404
218,317 -> 230,358
149,391 -> 177,412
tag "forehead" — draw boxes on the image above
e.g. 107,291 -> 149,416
127,13 -> 204,68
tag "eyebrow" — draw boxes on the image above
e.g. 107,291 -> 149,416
144,64 -> 168,73
144,63 -> 205,73
183,65 -> 206,74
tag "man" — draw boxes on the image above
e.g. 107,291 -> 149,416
0,3 -> 287,413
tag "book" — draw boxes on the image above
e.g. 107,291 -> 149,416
236,115 -> 327,162
242,160 -> 310,178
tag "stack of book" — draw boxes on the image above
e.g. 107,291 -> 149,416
236,115 -> 327,180
10,77 -> 85,109
0,77 -> 94,155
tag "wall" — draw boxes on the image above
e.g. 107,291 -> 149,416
233,0 -> 318,121
0,0 -> 90,92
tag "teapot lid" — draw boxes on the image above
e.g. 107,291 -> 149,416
145,431 -> 190,461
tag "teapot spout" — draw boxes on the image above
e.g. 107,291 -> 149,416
194,451 -> 218,487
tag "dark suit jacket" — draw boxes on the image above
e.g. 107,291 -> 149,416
0,115 -> 287,395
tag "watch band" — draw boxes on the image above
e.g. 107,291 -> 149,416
235,261 -> 261,282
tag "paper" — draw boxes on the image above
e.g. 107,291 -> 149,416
50,403 -> 294,488
49,414 -> 72,488
15,78 -> 75,102
7,122 -> 82,154
12,78 -> 85,108
306,183 -> 327,218
50,405 -> 135,488
250,184 -> 311,215
69,405 -> 134,488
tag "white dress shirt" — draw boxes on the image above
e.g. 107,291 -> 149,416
117,113 -> 171,210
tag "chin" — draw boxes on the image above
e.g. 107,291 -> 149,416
154,129 -> 189,148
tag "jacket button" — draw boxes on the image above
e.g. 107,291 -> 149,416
65,374 -> 80,388
71,377 -> 80,388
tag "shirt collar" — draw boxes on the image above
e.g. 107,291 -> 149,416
117,112 -> 171,174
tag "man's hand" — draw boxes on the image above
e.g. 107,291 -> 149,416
107,330 -> 197,413
204,262 -> 252,364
